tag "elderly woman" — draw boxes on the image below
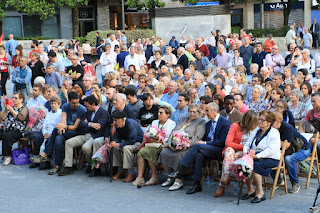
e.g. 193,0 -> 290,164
242,110 -> 281,203
214,110 -> 258,197
159,104 -> 206,187
153,82 -> 165,102
313,79 -> 320,93
297,49 -> 315,79
283,83 -> 294,102
151,50 -> 165,71
289,89 -> 307,122
133,105 -> 176,186
147,68 -> 158,86
204,82 -> 216,98
1,92 -> 29,165
28,52 -> 44,87
206,64 -> 216,83
245,85 -> 266,113
274,99 -> 295,127
233,71 -> 249,94
137,75 -> 147,96
163,46 -> 177,68
266,88 -> 284,111
300,82 -> 312,110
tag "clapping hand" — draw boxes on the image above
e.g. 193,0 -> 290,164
90,123 -> 101,130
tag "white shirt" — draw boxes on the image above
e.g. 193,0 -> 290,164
100,51 -> 117,75
110,40 -> 120,52
26,95 -> 47,109
243,127 -> 281,160
297,59 -> 316,78
124,54 -> 143,70
146,119 -> 176,145
42,109 -> 62,135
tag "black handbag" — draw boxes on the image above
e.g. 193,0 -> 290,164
284,137 -> 305,156
310,109 -> 320,132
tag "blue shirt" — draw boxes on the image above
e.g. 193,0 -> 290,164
45,72 -> 63,88
169,39 -> 178,49
62,103 -> 86,125
117,51 -> 129,68
278,122 -> 310,150
252,51 -> 268,70
171,106 -> 188,124
121,35 -> 127,45
5,39 -> 19,55
161,92 -> 179,109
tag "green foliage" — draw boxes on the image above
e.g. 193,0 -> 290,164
86,30 -> 155,46
0,0 -> 88,20
247,26 -> 289,37
127,0 -> 165,10
231,26 -> 241,34
7,36 -> 53,40
74,36 -> 87,45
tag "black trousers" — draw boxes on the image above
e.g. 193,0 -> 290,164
0,129 -> 23,156
1,71 -> 9,96
312,33 -> 319,49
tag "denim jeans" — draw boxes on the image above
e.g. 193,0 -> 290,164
33,133 -> 45,155
44,128 -> 83,166
285,148 -> 311,184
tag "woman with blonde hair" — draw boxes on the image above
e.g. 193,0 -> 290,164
233,71 -> 249,94
90,89 -> 103,106
154,82 -> 165,101
214,110 -> 258,197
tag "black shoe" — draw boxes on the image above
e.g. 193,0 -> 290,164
251,194 -> 266,203
39,161 -> 51,170
89,168 -> 101,177
58,167 -> 74,176
186,183 -> 202,194
241,191 -> 256,200
29,163 -> 40,168
85,165 -> 92,174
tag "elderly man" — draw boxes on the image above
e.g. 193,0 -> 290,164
47,51 -> 65,75
5,34 -> 18,56
138,93 -> 159,127
260,66 -> 271,82
285,43 -> 297,66
310,18 -> 320,49
188,88 -> 200,105
161,81 -> 179,109
219,95 -> 242,123
184,68 -> 193,83
83,74 -> 93,96
117,45 -> 129,68
247,63 -> 259,83
185,43 -> 196,63
60,78 -> 72,102
124,46 -> 143,71
65,55 -> 84,85
196,37 -> 210,57
110,111 -> 144,182
12,56 -> 32,99
193,72 -> 206,98
195,49 -> 210,71
113,93 -> 136,120
177,47 -> 189,70
45,63 -> 63,89
265,45 -> 285,73
58,95 -> 110,177
110,34 -> 120,52
169,102 -> 231,194
286,25 -> 297,46
240,36 -> 254,74
62,49 -> 75,67
171,93 -> 190,124
215,44 -> 231,69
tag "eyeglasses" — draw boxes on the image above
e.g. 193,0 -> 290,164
189,110 -> 199,114
12,97 -> 19,100
258,118 -> 267,122
276,105 -> 285,109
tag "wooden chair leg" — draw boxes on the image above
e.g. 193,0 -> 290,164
316,157 -> 320,183
30,140 -> 34,153
270,166 -> 281,199
283,168 -> 288,194
264,176 -> 267,191
306,157 -> 315,189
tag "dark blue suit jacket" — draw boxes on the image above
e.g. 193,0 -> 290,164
79,106 -> 110,139
113,118 -> 144,148
177,54 -> 189,70
202,115 -> 231,147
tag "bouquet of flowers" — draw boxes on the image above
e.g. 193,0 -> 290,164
25,106 -> 48,132
229,150 -> 255,182
91,142 -> 109,169
139,125 -> 167,149
170,130 -> 190,150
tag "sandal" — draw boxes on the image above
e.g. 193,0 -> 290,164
144,178 -> 159,186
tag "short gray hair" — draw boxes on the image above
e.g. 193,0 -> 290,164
178,47 -> 185,54
207,102 -> 219,112
193,72 -> 204,81
251,63 -> 259,70
83,74 -> 93,81
188,103 -> 201,113
253,85 -> 263,94
115,93 -> 126,101
34,76 -> 45,85
290,89 -> 303,99
185,43 -> 193,50
302,48 -> 310,56
48,85 -> 59,93
63,77 -> 73,85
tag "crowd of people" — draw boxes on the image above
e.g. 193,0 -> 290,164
1,22 -> 320,203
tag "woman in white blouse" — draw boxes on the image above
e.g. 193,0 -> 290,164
133,105 -> 176,186
297,49 -> 315,79
242,110 -> 281,203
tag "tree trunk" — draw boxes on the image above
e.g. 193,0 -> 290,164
282,0 -> 293,26
73,6 -> 79,38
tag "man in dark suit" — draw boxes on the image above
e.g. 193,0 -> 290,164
58,95 -> 110,176
220,95 -> 243,124
169,102 -> 231,194
177,47 -> 189,70
310,18 -> 320,49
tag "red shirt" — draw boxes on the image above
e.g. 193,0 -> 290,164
29,49 -> 39,59
240,104 -> 250,114
195,44 -> 210,57
0,53 -> 8,72
264,39 -> 276,53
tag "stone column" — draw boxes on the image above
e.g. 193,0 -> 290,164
97,0 -> 110,30
304,0 -> 311,27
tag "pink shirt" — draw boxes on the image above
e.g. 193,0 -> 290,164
240,104 -> 250,114
305,109 -> 320,122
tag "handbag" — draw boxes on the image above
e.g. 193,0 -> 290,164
12,147 -> 31,165
310,109 -> 320,132
285,137 -> 305,156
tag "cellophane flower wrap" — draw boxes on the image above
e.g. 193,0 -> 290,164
91,142 -> 109,169
170,130 -> 190,150
25,106 -> 48,132
145,125 -> 166,141
229,150 -> 255,182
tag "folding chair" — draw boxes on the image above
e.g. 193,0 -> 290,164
297,132 -> 320,189
263,140 -> 288,199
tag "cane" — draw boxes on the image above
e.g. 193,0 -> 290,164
109,124 -> 115,183
313,184 -> 320,207
237,181 -> 244,205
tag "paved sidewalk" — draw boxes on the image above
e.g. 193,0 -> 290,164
0,161 -> 318,213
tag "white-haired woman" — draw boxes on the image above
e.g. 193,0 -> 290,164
289,89 -> 307,122
244,85 -> 266,113
163,46 -> 177,68
297,49 -> 315,79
